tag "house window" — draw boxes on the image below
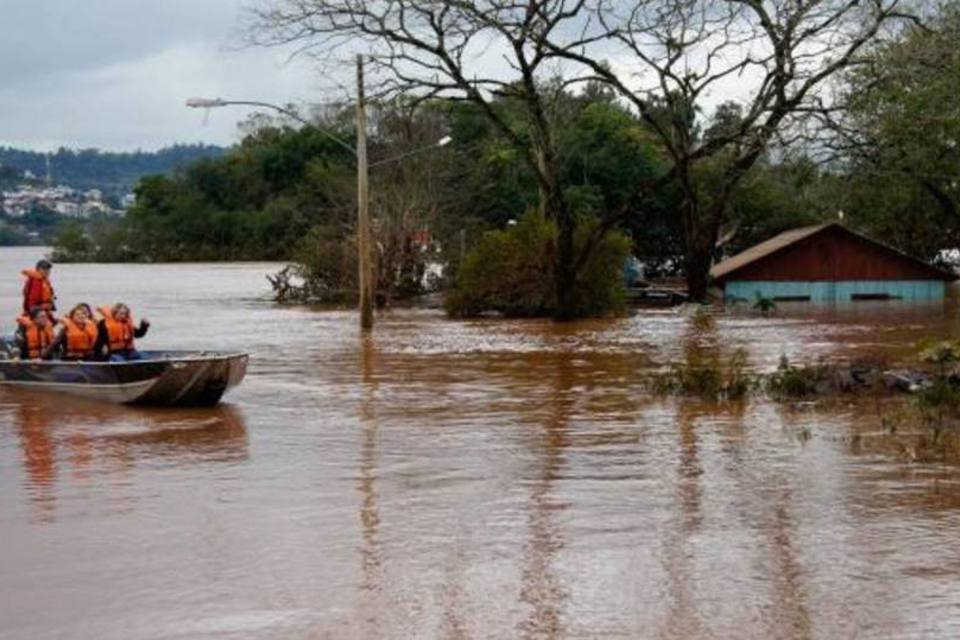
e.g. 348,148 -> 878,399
773,295 -> 811,302
851,293 -> 899,301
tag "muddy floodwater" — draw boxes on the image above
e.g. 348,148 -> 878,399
4,247 -> 960,639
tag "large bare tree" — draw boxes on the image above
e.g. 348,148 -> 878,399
249,0 -> 594,318
250,0 -> 920,304
543,0 -> 923,298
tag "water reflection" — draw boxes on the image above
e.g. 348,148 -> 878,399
518,354 -> 572,639
663,401 -> 706,638
5,247 -> 960,638
5,390 -> 247,522
14,402 -> 59,522
357,334 -> 384,636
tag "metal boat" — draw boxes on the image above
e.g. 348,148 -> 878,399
0,351 -> 248,406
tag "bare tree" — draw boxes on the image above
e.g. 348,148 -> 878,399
249,0 -> 594,318
542,0 -> 923,298
249,0 -> 920,304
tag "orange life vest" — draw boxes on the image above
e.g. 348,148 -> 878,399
98,306 -> 135,352
61,317 -> 98,359
17,315 -> 54,359
21,269 -> 55,311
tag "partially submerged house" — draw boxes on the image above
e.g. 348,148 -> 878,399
711,223 -> 957,303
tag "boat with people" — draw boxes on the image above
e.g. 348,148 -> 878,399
2,258 -> 248,406
0,350 -> 248,405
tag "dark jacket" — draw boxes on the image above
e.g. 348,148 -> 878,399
93,318 -> 149,358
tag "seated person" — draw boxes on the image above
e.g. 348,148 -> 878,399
47,304 -> 99,361
14,307 -> 55,360
95,303 -> 149,361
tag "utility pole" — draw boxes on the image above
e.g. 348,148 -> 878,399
356,54 -> 374,331
186,86 -> 449,332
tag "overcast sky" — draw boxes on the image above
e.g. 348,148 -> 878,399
0,1 -> 762,153
0,0 -> 326,151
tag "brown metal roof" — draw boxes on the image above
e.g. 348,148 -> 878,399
710,223 -> 831,281
710,222 -> 957,283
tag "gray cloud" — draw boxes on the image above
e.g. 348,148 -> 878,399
0,0 -> 323,150
0,0 -> 742,151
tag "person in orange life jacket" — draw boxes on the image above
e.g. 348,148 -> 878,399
94,303 -> 149,361
21,259 -> 56,320
47,304 -> 99,361
14,307 -> 55,360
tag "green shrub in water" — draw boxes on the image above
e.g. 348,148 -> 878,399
766,355 -> 830,399
446,211 -> 631,318
752,292 -> 777,316
650,348 -> 752,400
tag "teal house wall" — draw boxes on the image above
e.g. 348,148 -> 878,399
725,279 -> 946,303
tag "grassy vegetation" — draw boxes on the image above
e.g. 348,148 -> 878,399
648,347 -> 753,401
766,355 -> 832,399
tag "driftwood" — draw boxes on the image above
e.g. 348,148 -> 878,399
267,266 -> 357,304
266,266 -> 296,303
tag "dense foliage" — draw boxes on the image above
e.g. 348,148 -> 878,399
447,212 -> 631,317
825,6 -> 960,261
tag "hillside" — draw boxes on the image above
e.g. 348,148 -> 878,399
0,143 -> 226,196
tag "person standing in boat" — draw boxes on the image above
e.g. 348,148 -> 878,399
94,303 -> 149,361
46,304 -> 99,361
21,259 -> 56,321
14,307 -> 55,360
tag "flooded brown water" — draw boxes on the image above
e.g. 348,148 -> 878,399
3,246 -> 960,638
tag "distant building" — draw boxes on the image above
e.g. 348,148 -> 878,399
711,223 -> 957,303
1,183 -> 119,218
53,201 -> 80,216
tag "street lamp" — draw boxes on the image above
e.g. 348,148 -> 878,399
185,91 -> 452,331
185,97 -> 354,154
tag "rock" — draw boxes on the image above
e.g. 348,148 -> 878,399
853,366 -> 882,389
883,369 -> 931,393
834,367 -> 856,392
883,370 -> 912,392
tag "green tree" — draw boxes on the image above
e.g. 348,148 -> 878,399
828,5 -> 960,259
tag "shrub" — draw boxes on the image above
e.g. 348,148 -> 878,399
766,354 -> 830,399
649,347 -> 752,400
283,224 -> 358,304
51,221 -> 93,261
51,217 -> 136,262
446,211 -> 630,318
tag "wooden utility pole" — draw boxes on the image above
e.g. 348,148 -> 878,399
356,54 -> 374,330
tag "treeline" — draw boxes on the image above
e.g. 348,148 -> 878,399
52,94 -> 832,265
0,144 -> 225,196
53,4 -> 960,316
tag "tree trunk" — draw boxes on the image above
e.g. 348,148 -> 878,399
682,199 -> 720,303
555,209 -> 576,321
534,147 -> 578,320
684,247 -> 712,302
922,180 -> 958,222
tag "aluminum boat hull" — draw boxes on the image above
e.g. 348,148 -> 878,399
0,351 -> 248,406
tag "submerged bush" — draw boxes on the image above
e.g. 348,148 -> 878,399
51,217 -> 137,262
291,224 -> 359,303
446,211 -> 630,318
766,355 -> 832,399
649,348 -> 752,400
